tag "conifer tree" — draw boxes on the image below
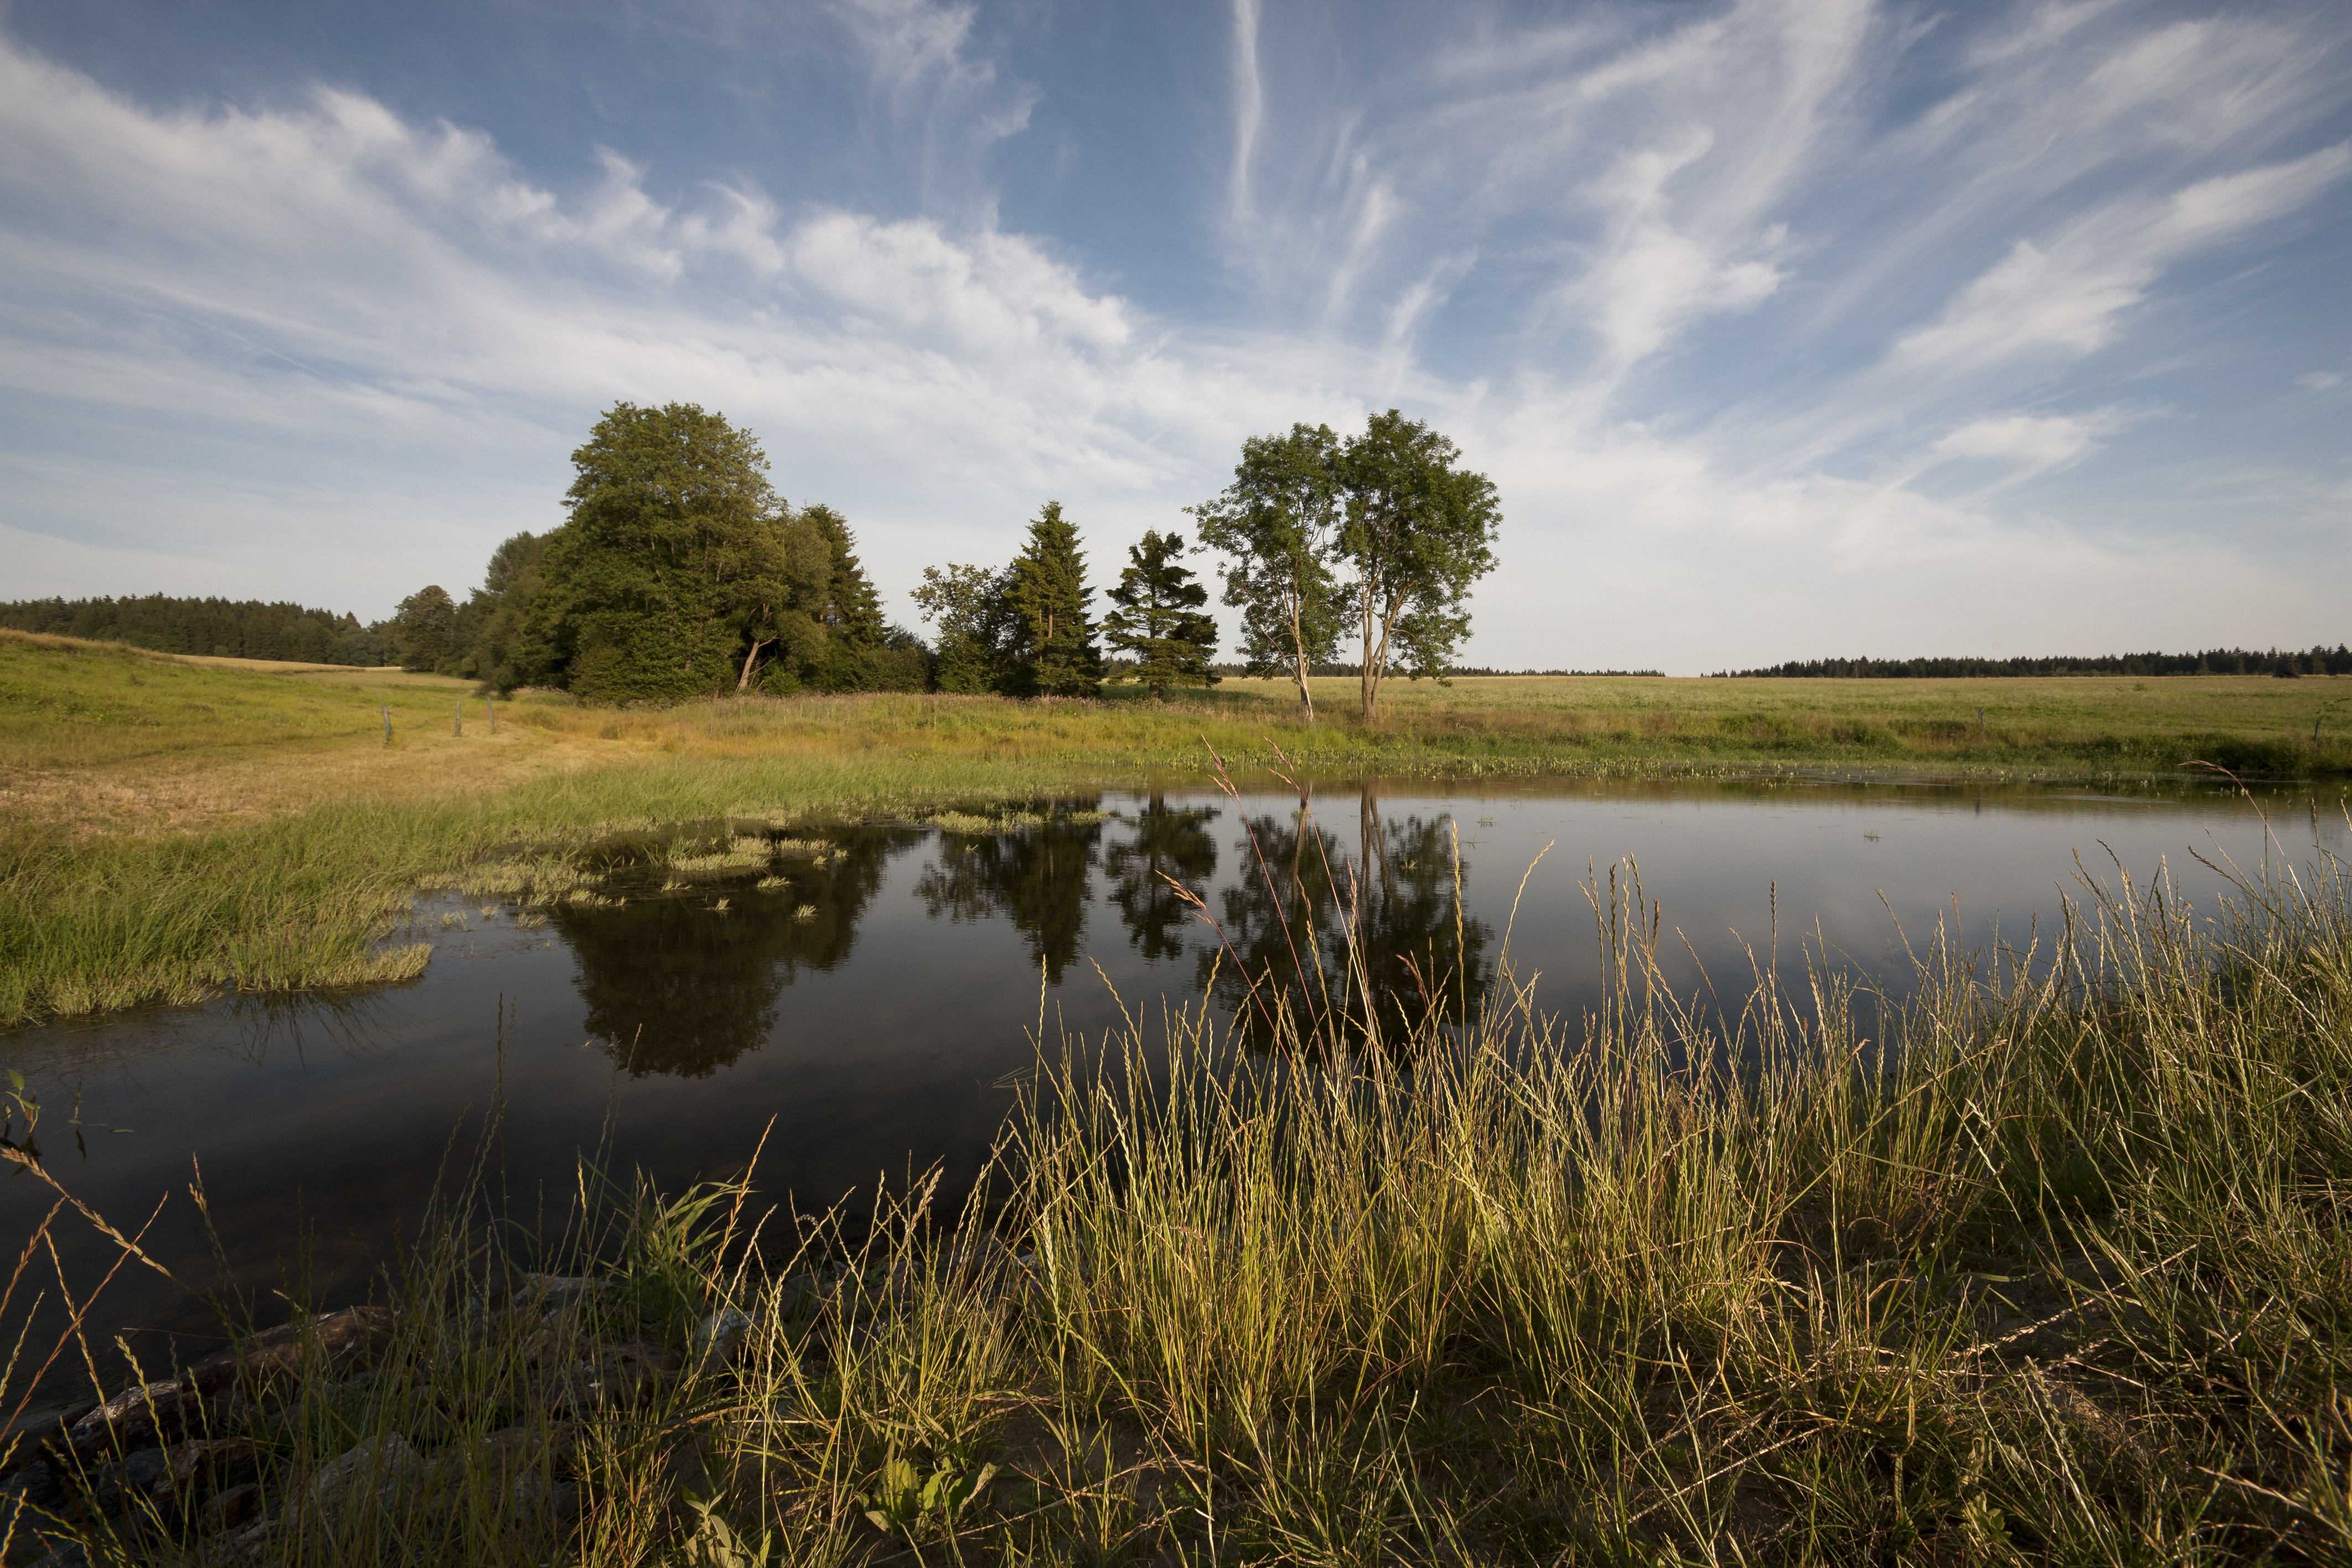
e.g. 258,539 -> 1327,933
1102,530 -> 1219,700
1004,500 -> 1102,698
803,504 -> 887,648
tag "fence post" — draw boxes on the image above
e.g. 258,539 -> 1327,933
454,699 -> 463,738
381,704 -> 392,746
487,696 -> 496,734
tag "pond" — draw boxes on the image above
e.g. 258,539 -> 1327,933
4,773 -> 2344,1388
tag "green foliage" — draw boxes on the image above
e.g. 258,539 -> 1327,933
1101,529 -> 1218,699
860,1456 -> 998,1539
1336,409 -> 1502,720
524,403 -> 907,705
390,584 -> 458,673
0,595 -> 385,665
914,562 -> 1016,695
779,507 -> 926,693
452,531 -> 550,692
1190,423 -> 1346,721
1002,500 -> 1102,699
534,402 -> 798,704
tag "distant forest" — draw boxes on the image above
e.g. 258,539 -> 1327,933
0,595 -> 389,666
1723,646 -> 2352,679
1218,661 -> 1663,678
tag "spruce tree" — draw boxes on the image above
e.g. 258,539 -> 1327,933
1102,530 -> 1219,700
803,504 -> 887,648
1004,500 -> 1102,698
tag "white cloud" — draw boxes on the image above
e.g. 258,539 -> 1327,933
4,5 -> 2350,670
1895,144 -> 2351,373
2301,371 -> 2344,391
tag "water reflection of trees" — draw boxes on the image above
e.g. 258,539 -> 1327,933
561,826 -> 918,1077
914,805 -> 1107,983
1200,790 -> 1492,1051
1102,795 -> 1219,962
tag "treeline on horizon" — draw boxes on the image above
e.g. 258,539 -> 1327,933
1229,661 -> 1663,678
0,595 -> 389,666
1722,646 -> 2352,679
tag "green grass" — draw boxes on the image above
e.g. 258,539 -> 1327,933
3,626 -> 2348,1026
13,808 -> 2352,1563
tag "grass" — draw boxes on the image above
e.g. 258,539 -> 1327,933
9,790 -> 2352,1563
3,626 -> 2348,1027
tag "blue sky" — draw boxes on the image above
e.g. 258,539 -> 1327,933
2,0 -> 2346,671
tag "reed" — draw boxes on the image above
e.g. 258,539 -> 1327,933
8,799 -> 2350,1562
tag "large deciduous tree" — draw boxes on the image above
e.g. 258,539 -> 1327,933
912,562 -> 1015,695
1102,530 -> 1219,700
537,402 -> 802,704
1335,410 -> 1501,722
1189,423 -> 1346,722
1003,500 -> 1102,699
391,585 -> 457,672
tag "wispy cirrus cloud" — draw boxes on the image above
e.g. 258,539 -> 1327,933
1894,145 -> 2351,373
3,0 -> 2349,669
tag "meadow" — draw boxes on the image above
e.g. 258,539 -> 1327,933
2,627 -> 2345,1025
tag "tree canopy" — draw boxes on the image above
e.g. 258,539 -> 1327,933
469,402 -> 924,701
912,562 -> 1013,695
1336,410 -> 1501,721
1189,423 -> 1346,722
1193,411 -> 1500,720
391,585 -> 457,672
1102,529 -> 1218,700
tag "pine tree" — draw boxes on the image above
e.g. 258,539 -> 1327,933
1102,530 -> 1219,700
1004,500 -> 1102,698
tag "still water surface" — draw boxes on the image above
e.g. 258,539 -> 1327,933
5,774 -> 2343,1377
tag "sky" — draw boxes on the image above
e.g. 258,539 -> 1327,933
1,0 -> 2346,673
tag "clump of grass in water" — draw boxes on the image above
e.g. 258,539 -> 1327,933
12,795 -> 2352,1562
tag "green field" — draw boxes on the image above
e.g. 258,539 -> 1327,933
2,627 -> 2347,1025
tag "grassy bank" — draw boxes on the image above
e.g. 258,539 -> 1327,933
4,627 -> 2348,1026
11,830 -> 2351,1562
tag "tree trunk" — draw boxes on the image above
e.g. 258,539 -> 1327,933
1287,594 -> 1316,724
736,637 -> 773,692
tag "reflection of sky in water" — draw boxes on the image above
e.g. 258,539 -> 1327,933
4,776 -> 2341,1389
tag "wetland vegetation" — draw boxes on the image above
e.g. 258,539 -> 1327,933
6,602 -> 2352,1562
2,624 -> 2346,1027
7,791 -> 2352,1564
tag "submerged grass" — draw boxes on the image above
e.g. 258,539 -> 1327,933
8,798 -> 2352,1563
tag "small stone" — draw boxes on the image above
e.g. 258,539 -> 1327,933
65,1377 -> 185,1460
86,1436 -> 261,1520
511,1274 -> 601,1314
509,1470 -> 582,1527
1,1458 -> 61,1510
691,1306 -> 753,1368
310,1432 -> 427,1517
201,1479 -> 264,1534
184,1305 -> 398,1408
1,1408 -> 77,1471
